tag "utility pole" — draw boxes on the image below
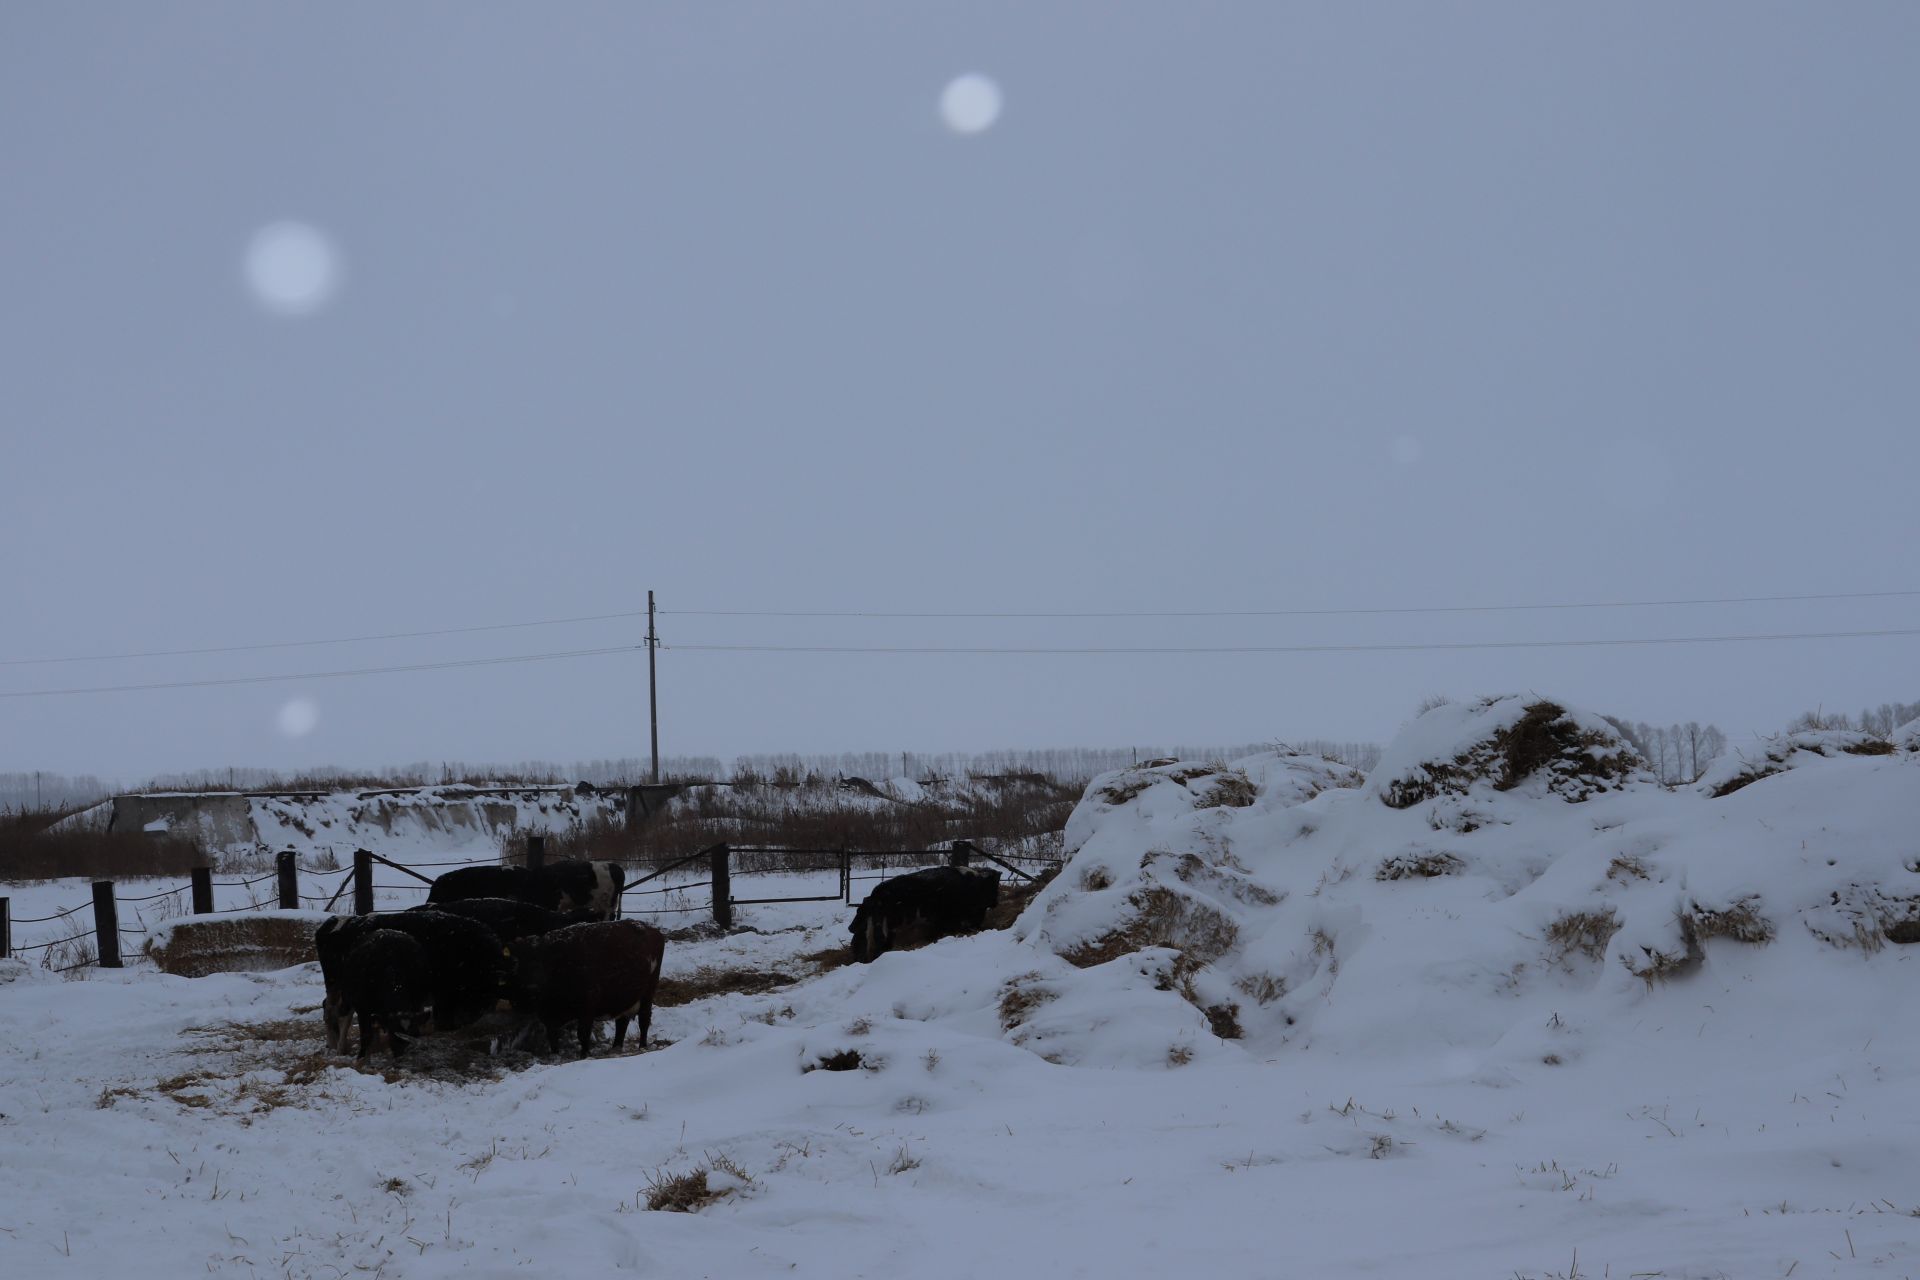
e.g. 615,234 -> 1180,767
647,590 -> 660,785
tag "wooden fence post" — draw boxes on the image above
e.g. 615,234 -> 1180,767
526,833 -> 546,872
354,849 -> 375,916
0,897 -> 11,960
949,840 -> 974,867
276,850 -> 298,910
709,843 -> 732,929
93,881 -> 121,968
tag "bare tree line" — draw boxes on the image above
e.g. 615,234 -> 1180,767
1785,700 -> 1920,736
1602,719 -> 1730,786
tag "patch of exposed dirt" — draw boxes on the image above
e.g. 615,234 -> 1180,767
655,967 -> 800,1007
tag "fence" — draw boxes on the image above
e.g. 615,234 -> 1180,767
1,835 -> 1063,969
0,854 -> 307,971
620,839 -> 1057,928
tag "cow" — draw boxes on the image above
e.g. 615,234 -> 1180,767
425,865 -> 538,909
315,911 -> 515,1054
506,919 -> 666,1058
539,859 -> 626,919
405,897 -> 593,942
427,859 -> 626,920
849,865 -> 1001,963
315,915 -> 377,1052
340,929 -> 434,1060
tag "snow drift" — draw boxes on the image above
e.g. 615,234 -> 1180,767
1005,694 -> 1920,1067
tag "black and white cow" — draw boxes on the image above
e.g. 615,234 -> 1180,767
538,859 -> 626,919
849,865 -> 1001,963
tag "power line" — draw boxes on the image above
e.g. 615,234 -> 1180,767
0,645 -> 639,699
664,588 -> 1920,620
668,626 -> 1920,655
5,588 -> 1915,669
0,610 -> 649,667
5,625 -> 1915,701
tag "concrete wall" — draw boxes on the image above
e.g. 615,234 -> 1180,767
108,793 -> 258,848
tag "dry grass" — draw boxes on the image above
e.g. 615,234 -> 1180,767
1235,972 -> 1287,1005
1192,768 -> 1258,810
1375,851 -> 1465,881
100,1012 -> 529,1120
1688,897 -> 1775,945
1546,909 -> 1621,962
795,943 -> 855,972
643,1168 -> 720,1212
1098,772 -> 1159,805
1621,940 -> 1700,987
1606,854 -> 1650,882
0,828 -> 205,882
1168,852 -> 1280,905
145,916 -> 318,977
1309,928 -> 1338,975
653,967 -> 800,1008
997,972 -> 1057,1030
1060,887 -> 1239,970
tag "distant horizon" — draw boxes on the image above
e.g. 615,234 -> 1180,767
9,689 -> 1914,807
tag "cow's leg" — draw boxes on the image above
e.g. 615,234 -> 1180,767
324,996 -> 344,1053
387,1019 -> 409,1060
613,1015 -> 630,1051
356,1010 -> 376,1061
638,1001 -> 652,1050
577,1019 -> 594,1058
544,1020 -> 564,1058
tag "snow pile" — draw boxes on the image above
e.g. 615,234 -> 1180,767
1368,695 -> 1650,808
1012,695 -> 1920,1065
1694,728 -> 1898,797
1716,727 -> 1898,788
1888,716 -> 1920,752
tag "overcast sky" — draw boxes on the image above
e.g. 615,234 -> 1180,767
3,3 -> 1917,782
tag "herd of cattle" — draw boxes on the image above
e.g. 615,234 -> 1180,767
312,856 -> 1001,1061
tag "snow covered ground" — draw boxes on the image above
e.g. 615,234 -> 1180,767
4,700 -> 1919,1278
